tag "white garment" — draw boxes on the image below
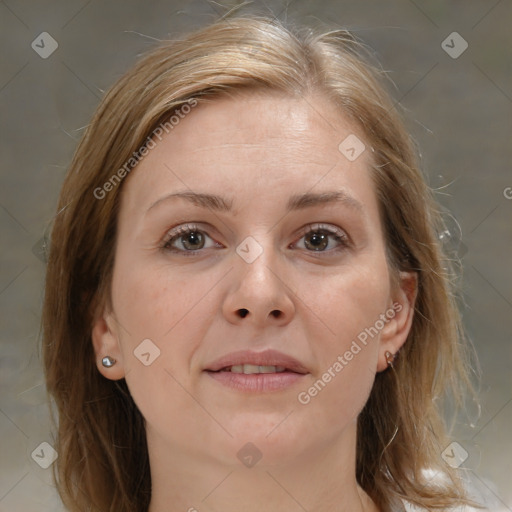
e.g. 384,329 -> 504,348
397,468 -> 506,512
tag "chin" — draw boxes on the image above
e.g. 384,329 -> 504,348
209,413 -> 311,467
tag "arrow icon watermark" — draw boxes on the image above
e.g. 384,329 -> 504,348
236,236 -> 263,264
31,441 -> 58,469
338,134 -> 366,162
441,32 -> 468,59
134,338 -> 161,366
31,32 -> 58,59
237,442 -> 262,468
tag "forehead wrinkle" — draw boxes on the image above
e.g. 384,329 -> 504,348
187,138 -> 336,158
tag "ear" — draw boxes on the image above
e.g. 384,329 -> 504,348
376,271 -> 418,372
91,306 -> 126,380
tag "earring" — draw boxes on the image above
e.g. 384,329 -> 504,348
101,356 -> 116,368
385,350 -> 396,369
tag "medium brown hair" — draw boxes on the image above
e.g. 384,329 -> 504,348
42,14 -> 482,512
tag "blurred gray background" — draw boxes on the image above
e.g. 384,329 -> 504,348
1,0 -> 511,510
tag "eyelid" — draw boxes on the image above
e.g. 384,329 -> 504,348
291,222 -> 350,253
162,222 -> 217,250
295,223 -> 349,243
163,222 -> 204,242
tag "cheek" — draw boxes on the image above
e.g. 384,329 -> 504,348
303,255 -> 391,354
110,260 -> 220,428
111,259 -> 214,351
293,257 -> 389,423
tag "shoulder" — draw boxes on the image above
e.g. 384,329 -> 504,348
401,501 -> 482,511
398,468 -> 504,512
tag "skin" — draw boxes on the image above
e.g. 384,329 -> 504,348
92,90 -> 417,512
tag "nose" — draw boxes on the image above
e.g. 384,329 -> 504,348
222,239 -> 295,326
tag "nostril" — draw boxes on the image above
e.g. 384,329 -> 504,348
236,308 -> 282,318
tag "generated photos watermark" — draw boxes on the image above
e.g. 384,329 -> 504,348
93,98 -> 198,200
297,301 -> 403,405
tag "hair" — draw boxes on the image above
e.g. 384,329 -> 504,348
41,12 -> 483,512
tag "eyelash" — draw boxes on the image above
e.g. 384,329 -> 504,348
161,223 -> 350,257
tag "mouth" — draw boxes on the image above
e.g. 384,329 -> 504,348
214,364 -> 290,374
204,349 -> 309,392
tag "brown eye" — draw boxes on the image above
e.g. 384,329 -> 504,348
178,231 -> 205,250
304,231 -> 329,251
294,224 -> 349,253
163,224 -> 218,254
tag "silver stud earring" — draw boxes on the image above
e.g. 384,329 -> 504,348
385,350 -> 396,369
101,356 -> 116,368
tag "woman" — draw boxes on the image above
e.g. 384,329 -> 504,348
41,14 -> 484,512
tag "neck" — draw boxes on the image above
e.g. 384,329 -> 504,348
147,421 -> 380,512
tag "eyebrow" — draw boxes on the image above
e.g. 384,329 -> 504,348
146,190 -> 364,214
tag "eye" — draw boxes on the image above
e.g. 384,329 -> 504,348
293,223 -> 349,253
162,222 -> 349,256
162,223 -> 220,254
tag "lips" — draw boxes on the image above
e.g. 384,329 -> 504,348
223,364 -> 286,374
205,349 -> 309,375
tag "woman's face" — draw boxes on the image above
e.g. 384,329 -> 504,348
93,91 -> 414,468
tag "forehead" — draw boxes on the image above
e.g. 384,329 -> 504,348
119,90 -> 377,217
171,90 -> 354,154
